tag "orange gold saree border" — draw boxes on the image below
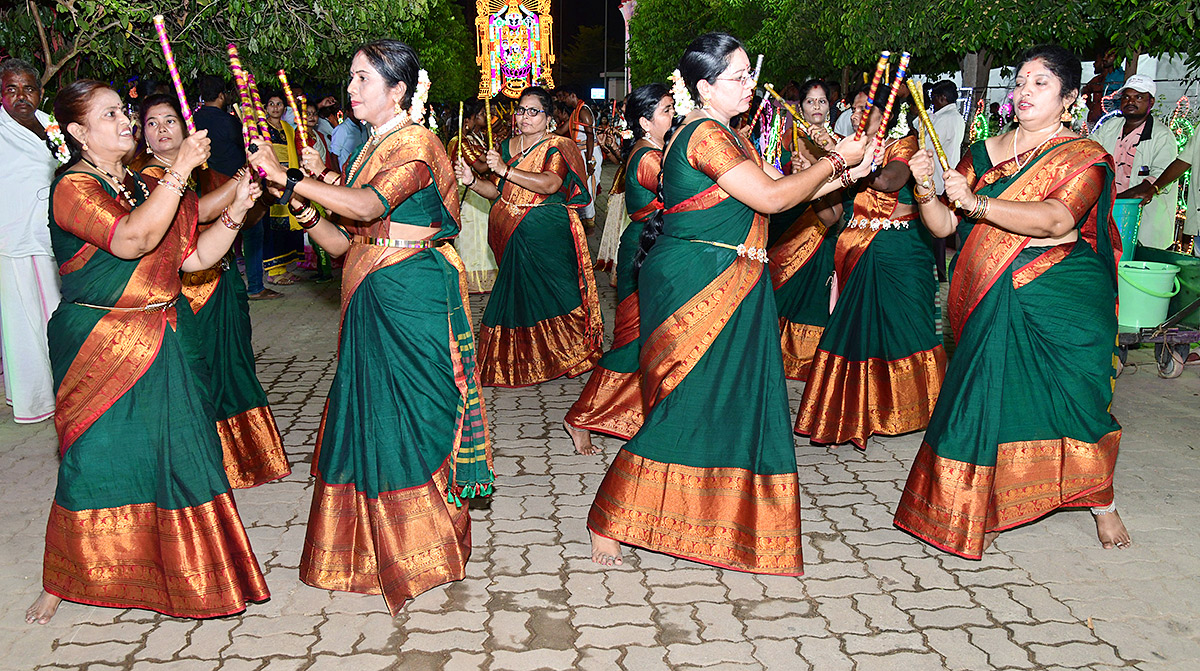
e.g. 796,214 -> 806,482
217,406 -> 290,489
796,346 -> 947,448
42,493 -> 269,617
477,304 -> 601,387
565,366 -> 645,440
778,320 -> 824,382
769,211 -> 826,290
299,457 -> 471,615
588,450 -> 803,575
895,430 -> 1120,559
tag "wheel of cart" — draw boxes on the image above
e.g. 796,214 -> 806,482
1117,295 -> 1200,379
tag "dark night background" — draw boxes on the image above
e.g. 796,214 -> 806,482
455,0 -> 627,95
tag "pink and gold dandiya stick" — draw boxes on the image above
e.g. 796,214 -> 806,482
152,14 -> 204,167
278,69 -> 308,151
247,73 -> 271,139
854,51 -> 891,140
226,44 -> 259,144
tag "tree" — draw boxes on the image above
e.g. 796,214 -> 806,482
0,0 -> 471,93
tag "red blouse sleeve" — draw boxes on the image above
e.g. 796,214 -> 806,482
365,160 -> 432,213
52,173 -> 129,252
1047,163 -> 1106,221
636,150 -> 663,193
688,120 -> 750,182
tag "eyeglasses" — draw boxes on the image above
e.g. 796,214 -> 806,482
514,107 -> 547,117
715,71 -> 756,86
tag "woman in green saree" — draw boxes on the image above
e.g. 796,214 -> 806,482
564,84 -> 672,455
28,81 -> 268,624
459,86 -> 603,388
248,40 -> 493,614
586,33 -> 871,568
894,45 -> 1131,558
769,79 -> 843,382
137,94 -> 290,489
795,84 -> 947,449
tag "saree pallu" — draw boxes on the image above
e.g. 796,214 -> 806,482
895,137 -> 1122,559
448,133 -> 498,293
588,119 -> 802,575
142,166 -> 289,489
477,135 -> 603,387
769,207 -> 837,381
595,160 -> 630,279
566,146 -> 662,439
796,136 -> 946,448
301,123 -> 492,615
43,172 -> 268,617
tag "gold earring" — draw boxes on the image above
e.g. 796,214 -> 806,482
394,100 -> 402,115
82,141 -> 89,152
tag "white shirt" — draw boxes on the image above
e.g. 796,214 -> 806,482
0,108 -> 56,258
833,107 -> 855,137
926,103 -> 966,194
1182,132 -> 1200,236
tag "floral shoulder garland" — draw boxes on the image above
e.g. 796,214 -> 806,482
45,114 -> 71,165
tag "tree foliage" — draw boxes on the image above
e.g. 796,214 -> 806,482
0,0 -> 474,100
628,0 -> 1199,89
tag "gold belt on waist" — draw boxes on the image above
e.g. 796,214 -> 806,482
687,239 -> 769,263
352,236 -> 447,249
73,297 -> 179,312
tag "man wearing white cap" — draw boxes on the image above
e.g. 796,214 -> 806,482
1090,74 -> 1179,249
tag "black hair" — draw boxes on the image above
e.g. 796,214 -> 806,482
677,32 -> 745,104
930,80 -> 958,104
356,39 -> 421,109
631,33 -> 742,278
53,79 -> 112,176
0,58 -> 41,89
197,74 -> 227,104
798,79 -> 831,104
622,83 -> 670,161
1016,44 -> 1082,99
139,93 -> 184,133
262,88 -> 285,105
866,84 -> 903,136
463,98 -> 485,120
518,86 -> 554,115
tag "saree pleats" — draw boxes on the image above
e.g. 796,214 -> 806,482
796,137 -> 945,448
588,120 -> 802,575
182,263 -> 289,488
769,208 -> 836,381
566,147 -> 661,438
895,138 -> 1122,559
478,136 -> 602,387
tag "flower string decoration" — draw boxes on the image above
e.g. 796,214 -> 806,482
669,69 -> 695,118
411,69 -> 431,127
888,103 -> 911,140
45,114 -> 71,166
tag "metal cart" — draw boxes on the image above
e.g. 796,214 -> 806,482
1117,296 -> 1200,378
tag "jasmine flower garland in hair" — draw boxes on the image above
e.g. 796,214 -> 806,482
45,114 -> 71,165
670,69 -> 695,117
888,103 -> 911,140
411,69 -> 431,126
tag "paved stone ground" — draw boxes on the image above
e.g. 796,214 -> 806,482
1,187 -> 1198,670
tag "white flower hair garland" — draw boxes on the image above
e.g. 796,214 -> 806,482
669,69 -> 695,117
45,114 -> 71,165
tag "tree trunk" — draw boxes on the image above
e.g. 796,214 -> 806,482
841,65 -> 852,102
961,48 -> 994,136
1124,49 -> 1141,77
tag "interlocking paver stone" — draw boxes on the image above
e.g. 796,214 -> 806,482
0,179 -> 1193,669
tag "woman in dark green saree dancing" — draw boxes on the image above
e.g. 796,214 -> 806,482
895,45 -> 1131,558
586,33 -> 871,568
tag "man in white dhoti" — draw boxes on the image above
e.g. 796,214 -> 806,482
0,58 -> 61,423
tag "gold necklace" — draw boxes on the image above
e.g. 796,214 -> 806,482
83,157 -> 149,206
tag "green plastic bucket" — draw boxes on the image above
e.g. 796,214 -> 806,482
1118,260 -> 1180,329
1134,246 -> 1200,327
1113,199 -> 1142,261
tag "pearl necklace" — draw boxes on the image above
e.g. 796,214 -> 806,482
346,115 -> 411,184
83,158 -> 149,206
1012,123 -> 1061,169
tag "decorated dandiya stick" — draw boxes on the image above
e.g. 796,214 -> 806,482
226,44 -> 259,143
485,92 -> 493,148
747,94 -> 769,132
298,94 -> 309,143
277,69 -> 308,150
247,73 -> 271,139
457,101 -> 464,161
854,51 -> 891,140
764,83 -> 814,133
152,14 -> 204,167
872,51 -> 910,150
905,79 -> 950,171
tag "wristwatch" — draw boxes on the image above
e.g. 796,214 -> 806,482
280,167 -> 304,204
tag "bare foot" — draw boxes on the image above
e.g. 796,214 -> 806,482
25,591 -> 61,625
590,530 -> 623,566
981,531 -> 1000,553
1095,510 -> 1132,549
564,421 -> 599,456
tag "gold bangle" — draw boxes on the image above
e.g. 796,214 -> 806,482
914,188 -> 937,205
